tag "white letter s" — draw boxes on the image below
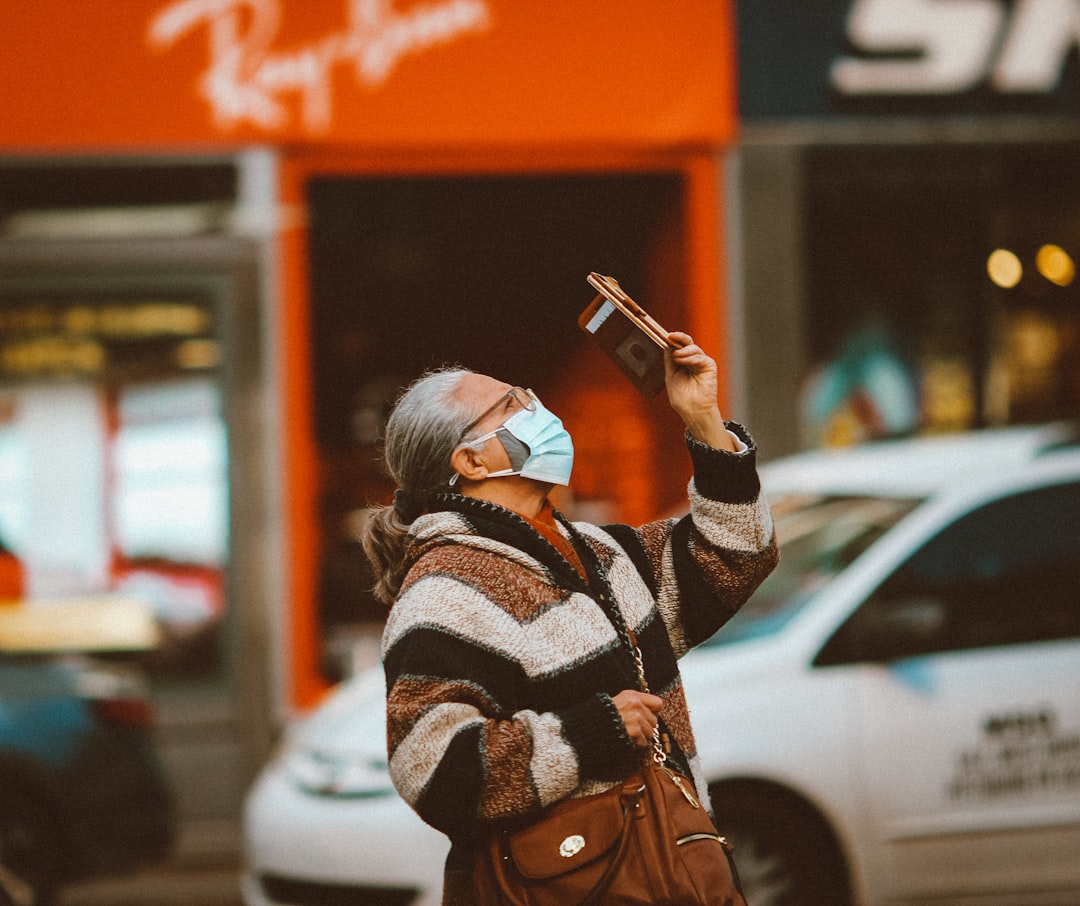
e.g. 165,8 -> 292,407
832,0 -> 1004,94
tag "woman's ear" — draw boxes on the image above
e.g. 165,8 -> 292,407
450,444 -> 489,484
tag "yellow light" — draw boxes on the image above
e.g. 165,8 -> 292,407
987,249 -> 1023,288
1035,244 -> 1075,287
989,249 -> 1019,289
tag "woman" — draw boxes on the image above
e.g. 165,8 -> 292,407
362,334 -> 778,904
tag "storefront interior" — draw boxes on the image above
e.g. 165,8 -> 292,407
305,171 -> 700,672
798,142 -> 1080,447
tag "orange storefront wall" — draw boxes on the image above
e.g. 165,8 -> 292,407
2,1 -> 735,151
2,0 -> 738,708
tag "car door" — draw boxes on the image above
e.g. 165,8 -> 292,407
817,478 -> 1080,904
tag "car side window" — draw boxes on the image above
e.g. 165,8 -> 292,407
816,480 -> 1080,665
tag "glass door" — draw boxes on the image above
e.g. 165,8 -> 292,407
0,236 -> 271,858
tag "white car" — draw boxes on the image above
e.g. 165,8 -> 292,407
242,423 -> 1080,906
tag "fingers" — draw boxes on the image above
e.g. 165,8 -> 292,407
612,690 -> 663,749
665,330 -> 691,349
666,330 -> 691,349
664,333 -> 714,372
662,333 -> 727,446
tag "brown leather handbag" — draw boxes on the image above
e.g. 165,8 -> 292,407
473,639 -> 747,905
473,758 -> 746,905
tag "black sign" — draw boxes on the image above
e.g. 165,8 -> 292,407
738,0 -> 1080,118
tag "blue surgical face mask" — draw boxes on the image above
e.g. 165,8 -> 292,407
459,398 -> 574,486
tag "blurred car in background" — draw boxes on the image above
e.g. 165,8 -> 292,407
242,669 -> 446,906
242,423 -> 1080,906
0,603 -> 174,906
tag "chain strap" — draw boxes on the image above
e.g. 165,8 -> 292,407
631,640 -> 667,766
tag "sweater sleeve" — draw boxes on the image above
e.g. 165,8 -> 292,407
382,567 -> 641,839
604,422 -> 779,655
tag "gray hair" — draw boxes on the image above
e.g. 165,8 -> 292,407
360,367 -> 475,605
383,367 -> 475,497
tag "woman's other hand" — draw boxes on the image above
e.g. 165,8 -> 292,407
612,689 -> 663,749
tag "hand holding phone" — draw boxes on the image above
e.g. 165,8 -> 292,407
578,273 -> 673,398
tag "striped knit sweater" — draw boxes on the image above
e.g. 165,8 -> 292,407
382,425 -> 778,904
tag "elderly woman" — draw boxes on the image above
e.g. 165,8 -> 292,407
362,333 -> 778,905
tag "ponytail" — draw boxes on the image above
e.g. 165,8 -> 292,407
359,367 -> 474,605
360,504 -> 413,607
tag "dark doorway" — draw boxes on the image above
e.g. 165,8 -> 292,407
305,172 -> 689,678
307,172 -> 683,449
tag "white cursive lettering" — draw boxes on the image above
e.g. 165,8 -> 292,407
148,0 -> 492,133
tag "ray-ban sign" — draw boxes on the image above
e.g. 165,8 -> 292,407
148,0 -> 492,133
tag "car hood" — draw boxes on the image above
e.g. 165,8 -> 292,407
289,666 -> 387,755
275,667 -> 394,797
758,421 -> 1075,499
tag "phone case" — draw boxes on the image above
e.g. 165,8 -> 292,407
578,273 -> 672,398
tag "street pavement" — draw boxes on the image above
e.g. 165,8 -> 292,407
59,814 -> 247,905
61,862 -> 244,906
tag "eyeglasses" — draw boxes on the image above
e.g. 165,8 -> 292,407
457,386 -> 537,443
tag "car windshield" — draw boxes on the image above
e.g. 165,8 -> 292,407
701,494 -> 921,647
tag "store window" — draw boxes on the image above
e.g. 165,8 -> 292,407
111,376 -> 228,677
0,293 -> 227,678
802,144 -> 1080,446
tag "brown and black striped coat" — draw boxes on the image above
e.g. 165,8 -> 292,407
382,425 -> 778,904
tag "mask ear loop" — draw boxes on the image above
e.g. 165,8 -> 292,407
447,431 -> 482,487
447,433 -> 486,487
447,463 -> 524,486
448,422 -> 529,487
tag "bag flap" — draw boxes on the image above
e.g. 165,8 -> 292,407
506,787 -> 629,880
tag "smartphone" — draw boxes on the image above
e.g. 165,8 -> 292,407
578,273 -> 673,398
